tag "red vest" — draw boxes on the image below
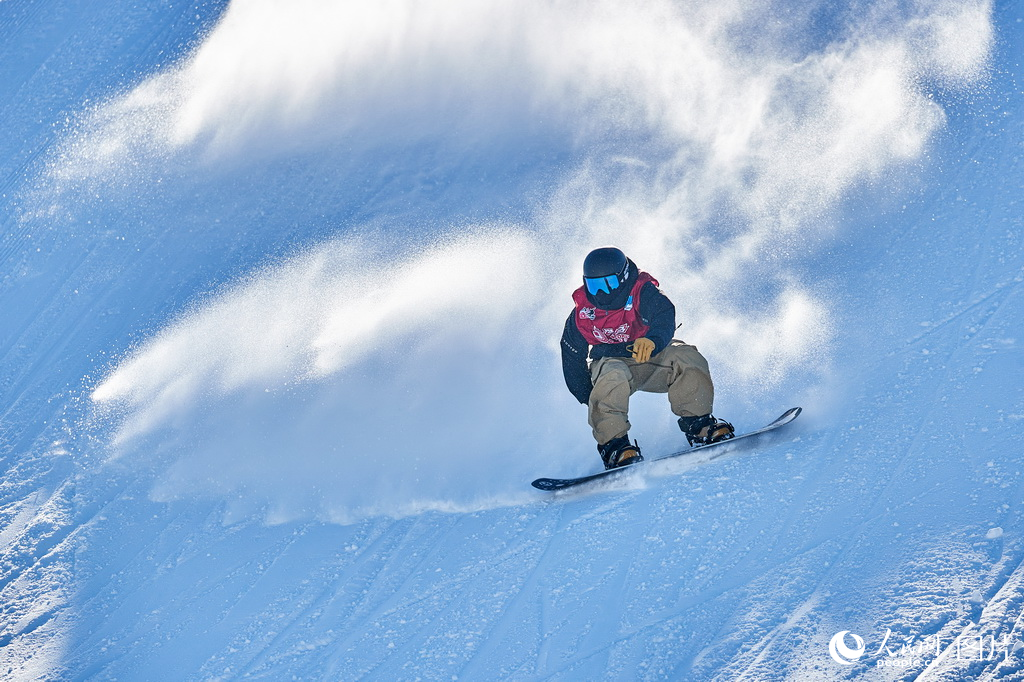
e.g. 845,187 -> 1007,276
572,272 -> 658,345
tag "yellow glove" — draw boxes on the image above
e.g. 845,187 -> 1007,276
629,337 -> 655,363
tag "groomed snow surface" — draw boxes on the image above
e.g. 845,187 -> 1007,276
1,0 -> 1022,679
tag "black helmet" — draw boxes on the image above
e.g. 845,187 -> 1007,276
583,246 -> 630,296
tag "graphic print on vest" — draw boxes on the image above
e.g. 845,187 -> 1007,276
590,323 -> 632,344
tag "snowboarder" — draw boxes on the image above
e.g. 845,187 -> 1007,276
560,246 -> 735,469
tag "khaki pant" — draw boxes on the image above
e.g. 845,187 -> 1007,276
588,340 -> 714,445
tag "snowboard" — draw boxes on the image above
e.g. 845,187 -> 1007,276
531,407 -> 802,492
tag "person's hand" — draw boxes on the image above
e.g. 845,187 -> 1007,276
629,337 -> 655,363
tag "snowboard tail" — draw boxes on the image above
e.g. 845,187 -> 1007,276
531,407 -> 802,492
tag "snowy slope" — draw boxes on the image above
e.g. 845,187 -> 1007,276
1,0 -> 1021,680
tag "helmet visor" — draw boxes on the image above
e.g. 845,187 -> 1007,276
584,274 -> 621,295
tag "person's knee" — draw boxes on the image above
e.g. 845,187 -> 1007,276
663,342 -> 710,375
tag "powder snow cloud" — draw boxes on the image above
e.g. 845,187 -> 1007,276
71,0 -> 992,521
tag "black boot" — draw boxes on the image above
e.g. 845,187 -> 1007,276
678,414 -> 735,446
598,435 -> 643,470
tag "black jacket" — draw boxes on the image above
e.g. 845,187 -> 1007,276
560,276 -> 676,404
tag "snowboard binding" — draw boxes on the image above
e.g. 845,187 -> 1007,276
598,435 -> 644,470
679,414 -> 735,447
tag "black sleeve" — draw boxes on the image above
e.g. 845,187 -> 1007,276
560,311 -> 592,405
637,282 -> 676,356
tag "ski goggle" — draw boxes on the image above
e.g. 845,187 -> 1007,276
584,273 -> 621,295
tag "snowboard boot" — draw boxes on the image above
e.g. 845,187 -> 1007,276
598,435 -> 643,470
678,414 -> 735,446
